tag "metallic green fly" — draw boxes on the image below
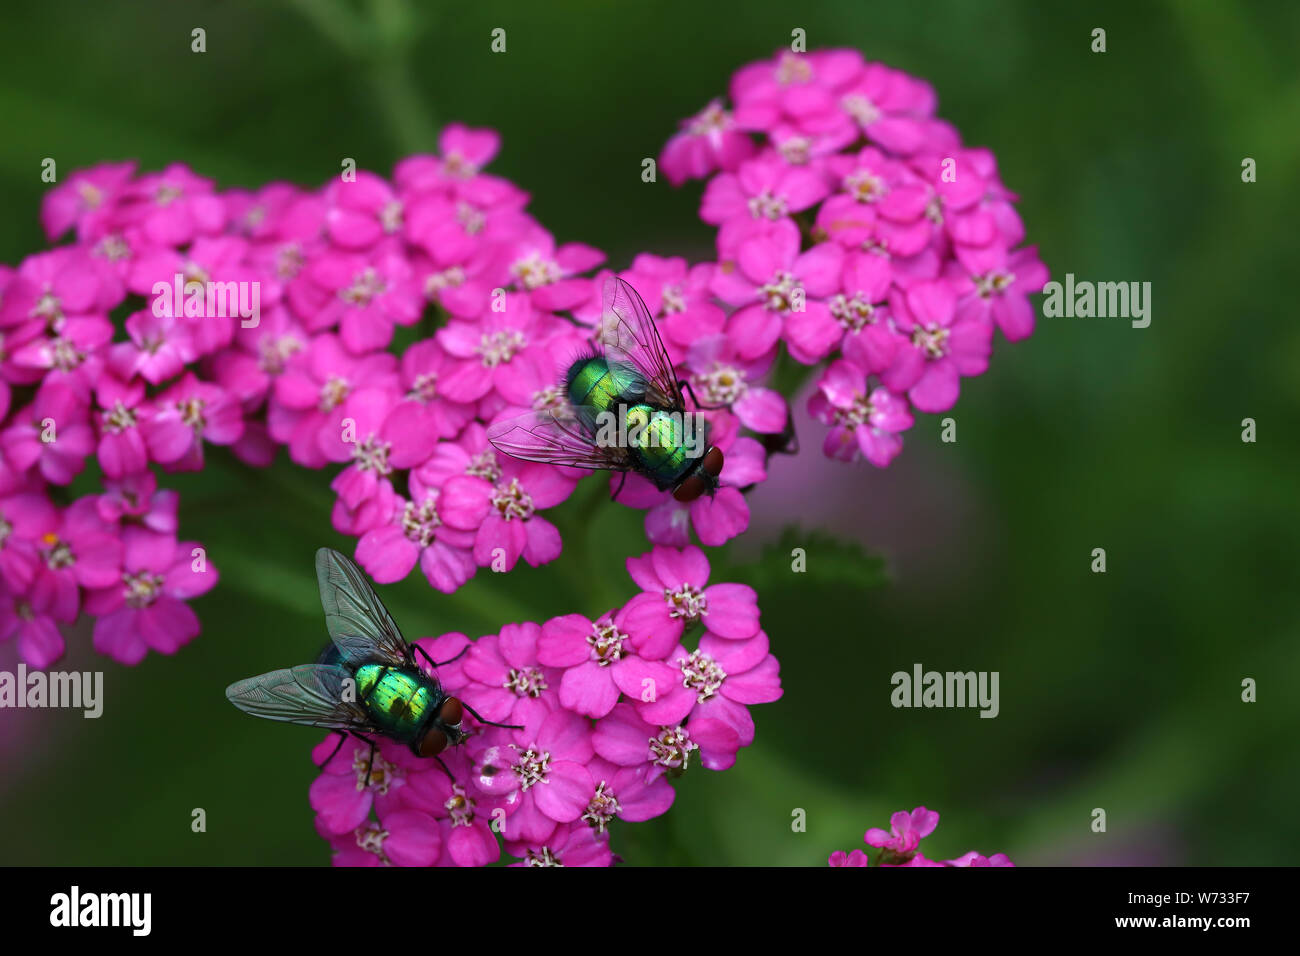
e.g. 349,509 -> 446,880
487,276 -> 727,502
225,547 -> 518,779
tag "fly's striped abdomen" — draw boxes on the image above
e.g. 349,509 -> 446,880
566,357 -> 641,413
355,663 -> 435,742
627,407 -> 694,486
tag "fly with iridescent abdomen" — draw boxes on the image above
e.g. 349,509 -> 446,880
487,277 -> 727,502
225,548 -> 520,781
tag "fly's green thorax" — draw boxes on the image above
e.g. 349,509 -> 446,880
356,663 -> 435,741
567,357 -> 641,412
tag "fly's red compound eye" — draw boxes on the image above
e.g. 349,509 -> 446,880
673,474 -> 707,502
702,446 -> 724,477
439,697 -> 464,727
418,728 -> 448,757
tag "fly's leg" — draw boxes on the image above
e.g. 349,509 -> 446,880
318,730 -> 348,769
434,755 -> 455,782
346,731 -> 377,784
611,472 -> 628,502
414,641 -> 468,672
461,699 -> 524,730
680,379 -> 728,411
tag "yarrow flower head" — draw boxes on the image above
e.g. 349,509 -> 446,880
306,548 -> 779,866
829,806 -> 1014,868
5,47 -> 1043,871
659,46 -> 1048,468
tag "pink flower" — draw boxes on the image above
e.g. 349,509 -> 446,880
947,851 -> 1015,867
592,701 -> 741,779
323,171 -> 405,250
684,331 -> 788,435
354,477 -> 490,593
83,526 -> 217,665
882,279 -> 992,413
471,459 -> 573,572
113,163 -> 226,246
94,375 -> 149,478
320,388 -> 437,506
396,338 -> 475,438
633,631 -> 782,755
292,244 -> 422,354
0,248 -> 123,334
40,161 -> 137,241
109,309 -> 195,385
506,820 -> 613,867
459,623 -> 562,733
619,545 -> 760,659
29,497 -> 123,624
436,123 -> 504,181
591,256 -> 725,361
0,492 -> 58,592
537,609 -> 679,719
829,849 -> 869,867
1,383 -> 95,485
470,709 -> 596,845
581,755 -> 676,830
947,243 -> 1049,342
396,747 -> 506,867
814,145 -> 916,249
327,811 -> 443,867
809,360 -> 913,467
834,62 -> 942,156
493,226 -> 604,312
435,294 -> 567,405
0,595 -> 66,668
660,100 -> 756,186
730,49 -> 865,134
311,736 -> 415,836
10,320 -> 111,404
865,806 -> 940,856
786,245 -> 902,371
711,218 -> 843,359
700,154 -> 828,226
269,333 -> 398,468
141,372 -> 244,471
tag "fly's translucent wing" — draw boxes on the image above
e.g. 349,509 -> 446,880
315,547 -> 410,667
487,404 -> 633,472
225,664 -> 375,731
597,277 -> 685,410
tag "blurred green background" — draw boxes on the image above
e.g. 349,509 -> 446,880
1,0 -> 1297,865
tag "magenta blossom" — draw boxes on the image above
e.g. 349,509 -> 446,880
866,806 -> 941,856
881,279 -> 992,413
711,218 -> 844,359
809,359 -> 914,467
619,545 -> 760,659
83,526 -> 217,665
659,100 -> 756,185
536,609 -> 679,719
471,458 -> 574,573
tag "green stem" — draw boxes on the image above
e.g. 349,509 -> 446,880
285,0 -> 438,154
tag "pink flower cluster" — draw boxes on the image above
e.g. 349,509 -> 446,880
828,806 -> 1014,867
659,48 -> 1049,467
1,112 -> 812,667
313,545 -> 782,866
